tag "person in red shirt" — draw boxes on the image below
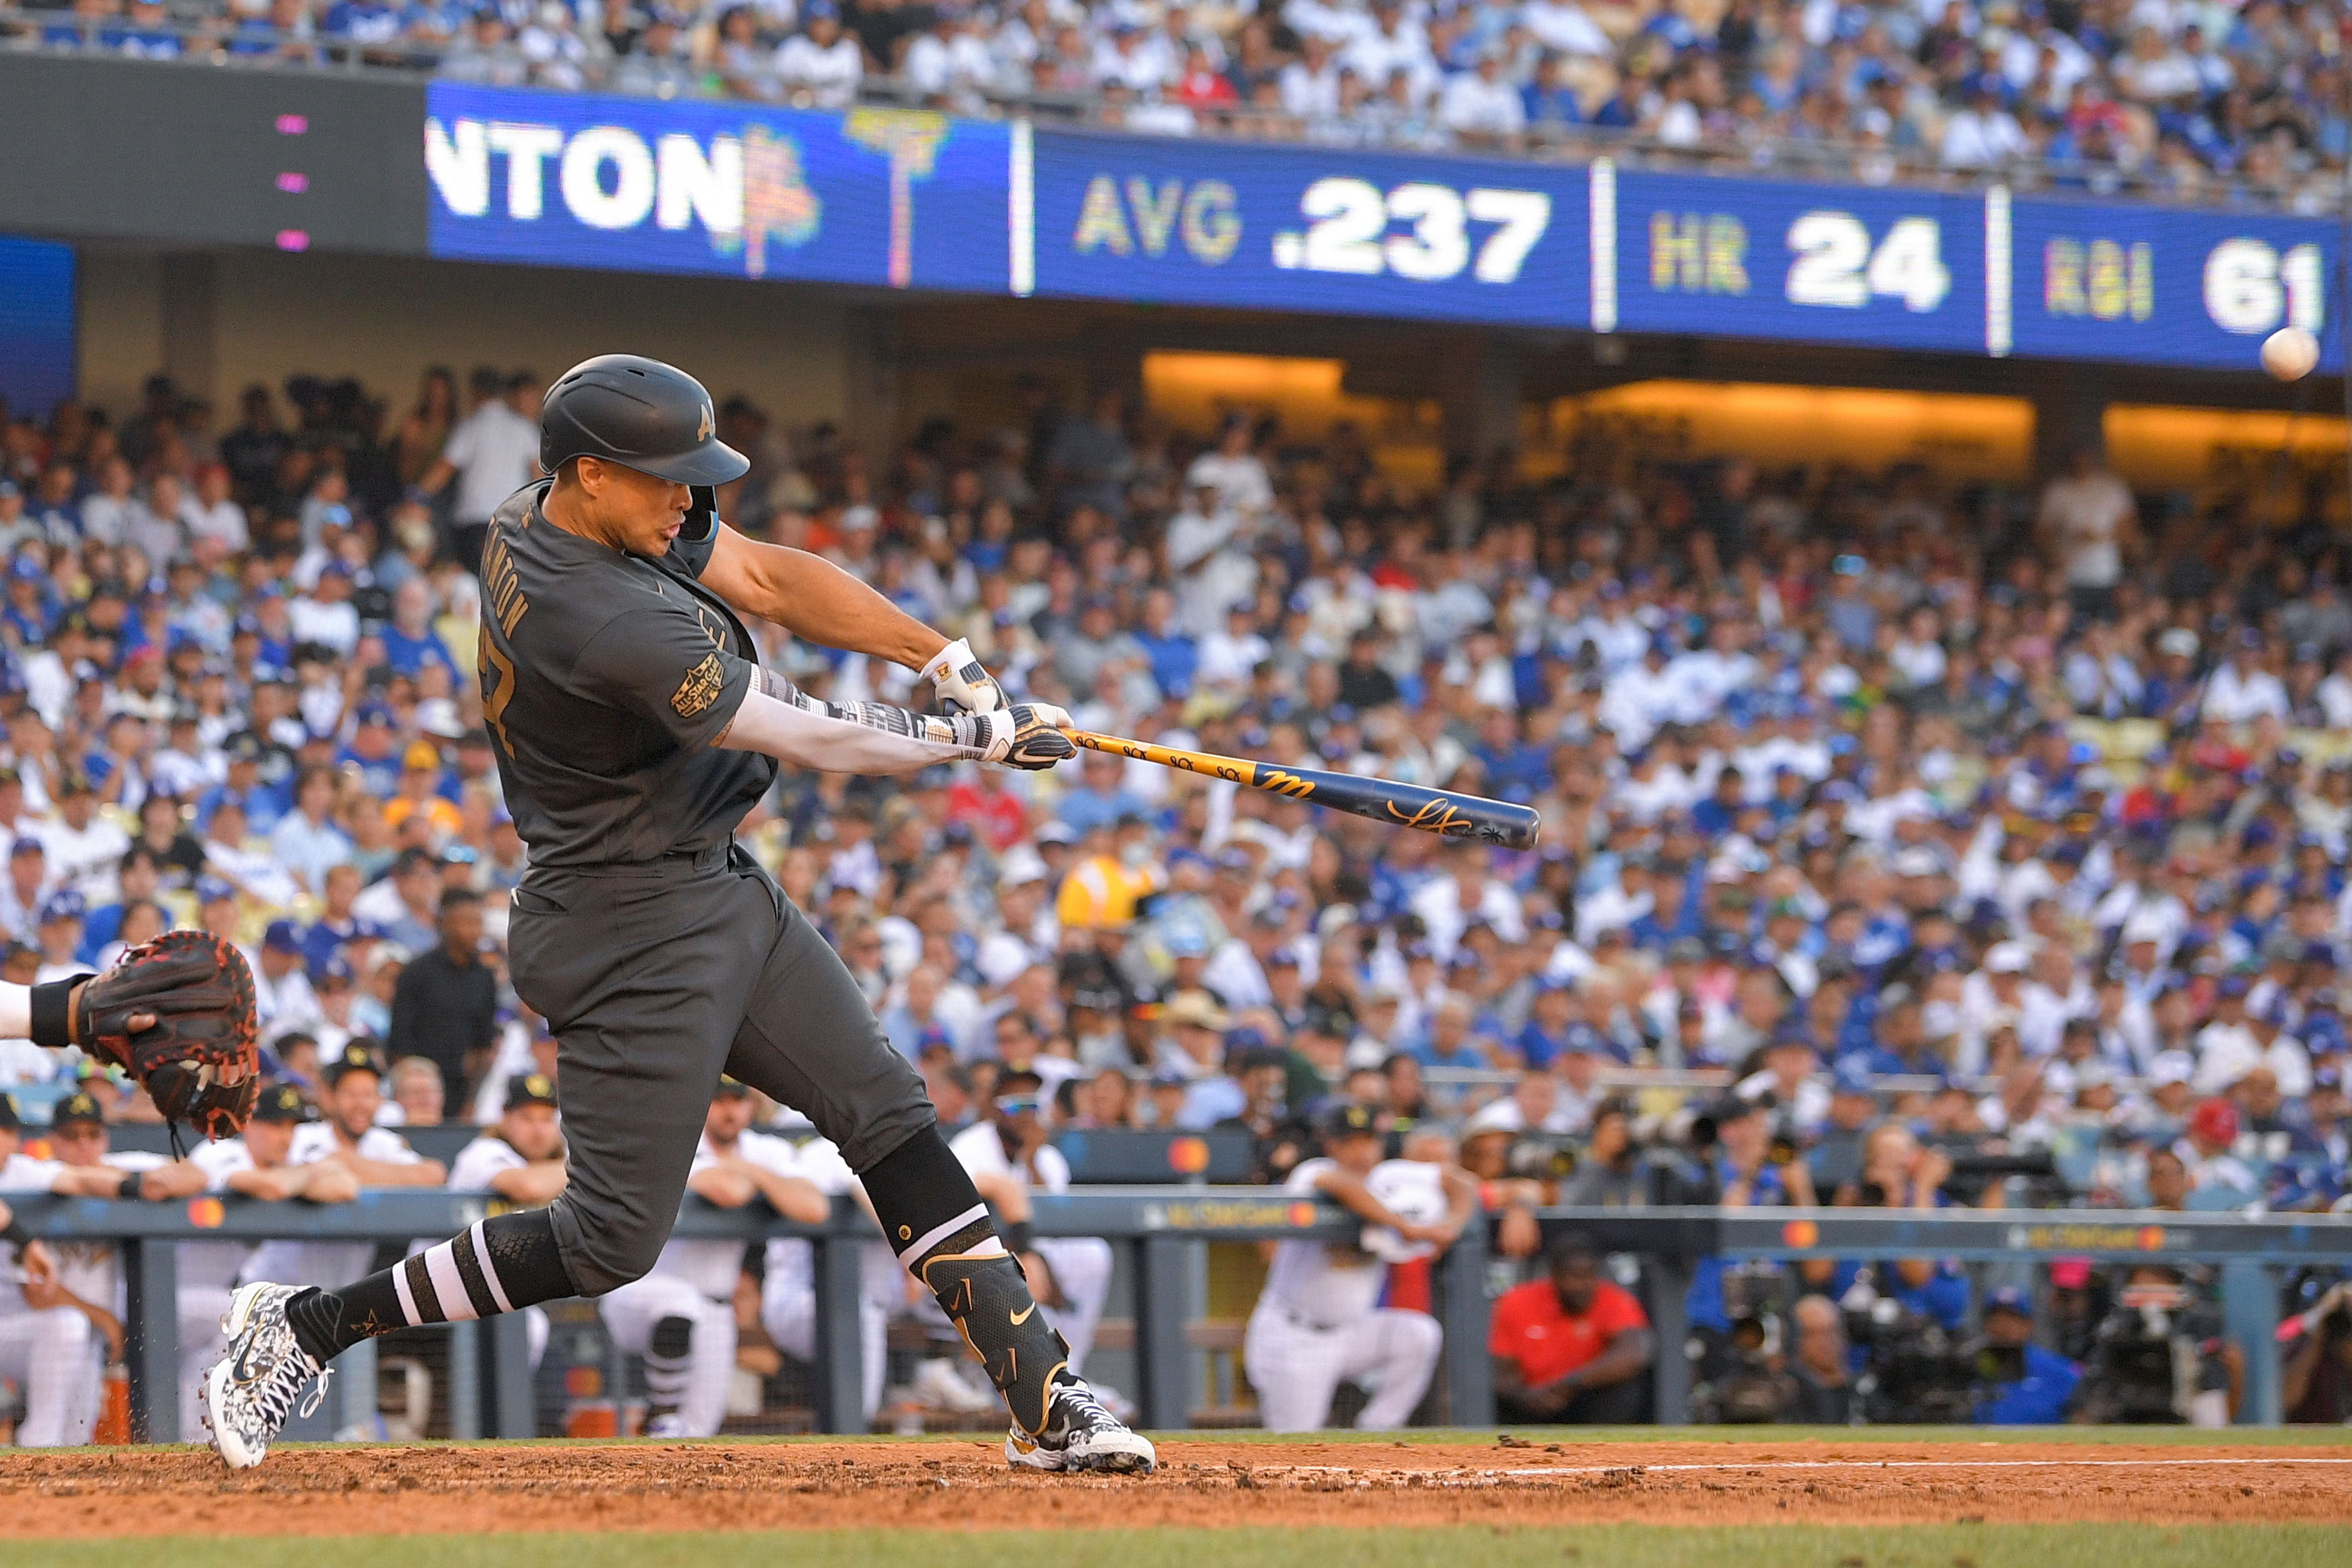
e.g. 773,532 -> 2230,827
1490,1235 -> 1654,1424
946,763 -> 1030,852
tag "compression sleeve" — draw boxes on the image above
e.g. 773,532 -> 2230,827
715,667 -> 998,775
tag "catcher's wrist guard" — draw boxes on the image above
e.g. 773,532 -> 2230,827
29,976 -> 92,1051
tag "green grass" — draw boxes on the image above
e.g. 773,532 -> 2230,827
9,1527 -> 2350,1568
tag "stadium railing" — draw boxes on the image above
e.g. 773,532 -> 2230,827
9,1191 -> 2348,1440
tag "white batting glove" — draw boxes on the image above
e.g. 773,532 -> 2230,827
982,704 -> 1075,771
922,638 -> 1006,717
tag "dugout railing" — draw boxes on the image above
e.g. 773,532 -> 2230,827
7,1193 -> 2350,1438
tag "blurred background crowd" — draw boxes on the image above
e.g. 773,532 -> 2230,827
2,353 -> 2351,1437
5,0 -> 2348,207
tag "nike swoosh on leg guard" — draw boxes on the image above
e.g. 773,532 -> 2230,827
921,1249 -> 1069,1437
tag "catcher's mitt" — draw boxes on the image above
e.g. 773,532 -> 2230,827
76,930 -> 260,1142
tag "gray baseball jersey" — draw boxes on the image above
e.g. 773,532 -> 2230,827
476,479 -> 931,1298
476,478 -> 775,867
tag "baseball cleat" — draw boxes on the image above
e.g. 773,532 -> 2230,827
1004,1371 -> 1156,1475
201,1282 -> 331,1471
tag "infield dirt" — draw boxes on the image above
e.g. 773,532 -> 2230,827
5,1438 -> 2350,1537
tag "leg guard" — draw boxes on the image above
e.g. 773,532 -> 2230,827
921,1249 -> 1071,1438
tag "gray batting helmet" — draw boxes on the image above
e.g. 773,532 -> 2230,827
539,354 -> 749,486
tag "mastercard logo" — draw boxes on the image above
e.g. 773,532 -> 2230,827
187,1198 -> 226,1229
1167,1138 -> 1210,1176
1287,1203 -> 1318,1227
1781,1219 -> 1820,1249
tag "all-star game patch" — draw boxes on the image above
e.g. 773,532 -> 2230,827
672,652 -> 725,719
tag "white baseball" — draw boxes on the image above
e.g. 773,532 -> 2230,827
2262,326 -> 2319,382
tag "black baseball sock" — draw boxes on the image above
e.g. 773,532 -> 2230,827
859,1126 -> 1071,1436
286,1209 -> 576,1365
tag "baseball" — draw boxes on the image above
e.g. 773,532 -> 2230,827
2262,325 -> 2319,381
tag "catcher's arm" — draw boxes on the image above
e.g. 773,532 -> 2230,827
0,980 -> 153,1049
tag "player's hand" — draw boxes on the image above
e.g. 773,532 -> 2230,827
923,638 -> 1006,717
17,1239 -> 58,1287
21,1274 -> 70,1312
986,705 -> 1075,771
1496,1203 -> 1542,1259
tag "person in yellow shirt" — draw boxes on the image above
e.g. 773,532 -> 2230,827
1054,816 -> 1162,931
381,741 -> 462,843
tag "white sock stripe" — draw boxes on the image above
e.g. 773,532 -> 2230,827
896,1203 -> 990,1266
392,1256 -> 421,1325
470,1221 -> 515,1315
424,1241 -> 478,1323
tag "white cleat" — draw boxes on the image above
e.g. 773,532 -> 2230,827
1005,1373 -> 1156,1476
201,1282 -> 331,1471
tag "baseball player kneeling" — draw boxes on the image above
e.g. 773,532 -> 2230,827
1243,1103 -> 1475,1433
600,1079 -> 826,1437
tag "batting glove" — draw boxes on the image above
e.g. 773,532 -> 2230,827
984,703 -> 1074,770
923,638 -> 1007,717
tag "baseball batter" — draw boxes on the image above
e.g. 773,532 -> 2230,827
201,355 -> 1153,1474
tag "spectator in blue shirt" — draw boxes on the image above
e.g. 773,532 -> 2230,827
1409,991 -> 1497,1071
1975,1286 -> 2083,1424
1132,588 -> 1198,700
338,701 -> 403,798
1055,749 -> 1149,835
381,579 -> 457,681
1514,975 -> 1579,1070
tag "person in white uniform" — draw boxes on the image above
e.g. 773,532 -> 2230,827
186,1084 -> 361,1438
757,1130 -> 903,1425
598,1079 -> 828,1437
443,1071 -> 571,1373
1243,1103 -> 1474,1433
946,1071 -> 1113,1376
0,1092 -> 150,1445
258,1045 -> 444,1293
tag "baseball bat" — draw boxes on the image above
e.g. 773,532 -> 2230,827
1059,728 -> 1542,851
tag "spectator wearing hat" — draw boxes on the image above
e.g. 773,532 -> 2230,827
387,887 -> 498,1104
337,702 -> 404,799
35,774 -> 128,903
33,891 -> 86,984
298,1044 -> 446,1188
1491,1234 -> 1655,1425
1974,1286 -> 2084,1425
2173,1097 -> 2259,1207
250,919 -> 324,1043
383,740 -> 463,843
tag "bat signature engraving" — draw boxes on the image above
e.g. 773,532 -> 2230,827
1388,798 -> 1473,835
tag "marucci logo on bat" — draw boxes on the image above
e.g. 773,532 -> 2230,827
1389,797 -> 1471,834
1254,769 -> 1318,799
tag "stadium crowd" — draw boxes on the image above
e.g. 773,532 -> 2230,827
2,357 -> 2352,1438
7,0 -> 2349,207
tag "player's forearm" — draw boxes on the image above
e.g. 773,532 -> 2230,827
714,533 -> 947,669
715,669 -> 996,775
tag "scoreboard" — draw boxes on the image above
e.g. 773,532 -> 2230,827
412,87 -> 2347,377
